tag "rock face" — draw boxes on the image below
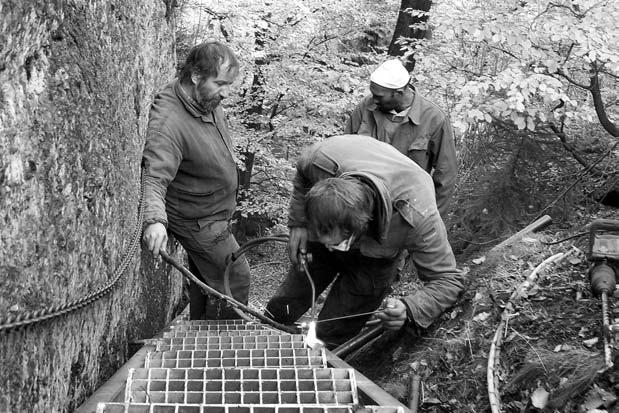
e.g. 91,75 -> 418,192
0,1 -> 184,411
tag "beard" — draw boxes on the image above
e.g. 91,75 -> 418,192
198,96 -> 222,112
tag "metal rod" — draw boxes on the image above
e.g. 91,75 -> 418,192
315,310 -> 384,324
332,325 -> 385,358
408,374 -> 422,412
601,291 -> 614,369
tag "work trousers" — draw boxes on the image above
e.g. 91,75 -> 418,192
168,217 -> 250,320
266,242 -> 398,348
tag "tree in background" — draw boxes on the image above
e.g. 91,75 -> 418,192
174,0 -> 398,235
388,0 -> 432,71
394,0 -> 618,245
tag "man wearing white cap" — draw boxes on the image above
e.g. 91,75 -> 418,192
345,59 -> 457,218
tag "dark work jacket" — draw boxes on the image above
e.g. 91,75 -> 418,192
289,135 -> 464,328
142,80 -> 238,225
345,89 -> 457,217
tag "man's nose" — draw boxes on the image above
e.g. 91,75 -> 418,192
318,234 -> 337,246
219,86 -> 230,99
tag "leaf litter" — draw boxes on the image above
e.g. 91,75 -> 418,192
246,211 -> 618,413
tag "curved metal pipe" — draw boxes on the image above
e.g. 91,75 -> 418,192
160,250 -> 298,334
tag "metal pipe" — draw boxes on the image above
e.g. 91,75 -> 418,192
331,325 -> 384,358
408,374 -> 422,412
159,250 -> 298,334
601,291 -> 614,369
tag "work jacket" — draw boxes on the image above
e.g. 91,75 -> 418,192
289,134 -> 464,328
142,80 -> 238,225
344,89 -> 457,217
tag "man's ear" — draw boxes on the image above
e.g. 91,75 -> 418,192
190,72 -> 201,85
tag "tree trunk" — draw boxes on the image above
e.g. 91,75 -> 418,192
388,0 -> 432,72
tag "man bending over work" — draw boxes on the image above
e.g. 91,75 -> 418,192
265,134 -> 465,348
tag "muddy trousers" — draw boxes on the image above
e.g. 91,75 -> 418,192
168,218 -> 250,320
265,242 -> 398,348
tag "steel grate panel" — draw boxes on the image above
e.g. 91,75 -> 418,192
145,348 -> 327,369
161,330 -> 284,339
97,403 -> 405,413
167,323 -> 273,333
173,320 -> 249,326
125,368 -> 357,405
156,335 -> 306,351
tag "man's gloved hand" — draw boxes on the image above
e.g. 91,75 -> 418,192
288,227 -> 308,265
143,222 -> 168,257
374,297 -> 408,331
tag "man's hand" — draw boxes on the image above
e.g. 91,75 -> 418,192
374,298 -> 408,331
143,222 -> 168,257
288,227 -> 308,265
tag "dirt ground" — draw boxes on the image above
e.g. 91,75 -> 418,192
244,208 -> 618,413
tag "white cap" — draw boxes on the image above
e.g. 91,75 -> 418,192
370,59 -> 410,89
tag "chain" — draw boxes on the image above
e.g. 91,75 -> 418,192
0,169 -> 145,333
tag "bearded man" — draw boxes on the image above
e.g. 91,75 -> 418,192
141,41 -> 250,320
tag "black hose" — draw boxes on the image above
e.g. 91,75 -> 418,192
223,235 -> 290,320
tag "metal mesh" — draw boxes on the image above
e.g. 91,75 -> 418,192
155,334 -> 306,351
145,348 -> 326,369
125,368 -> 357,405
97,403 -> 406,413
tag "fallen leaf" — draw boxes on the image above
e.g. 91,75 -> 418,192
531,387 -> 549,408
583,386 -> 606,410
526,285 -> 540,297
9,304 -> 19,312
472,256 -> 486,265
578,326 -> 590,338
568,257 -> 582,265
473,312 -> 491,322
522,236 -> 537,243
509,255 -> 518,261
583,337 -> 599,347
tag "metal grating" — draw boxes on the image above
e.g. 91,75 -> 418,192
125,368 -> 357,405
145,348 -> 327,369
93,317 -> 408,412
97,403 -> 406,413
167,322 -> 273,332
155,334 -> 306,352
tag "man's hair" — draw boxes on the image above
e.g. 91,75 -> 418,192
305,176 -> 374,237
179,41 -> 239,84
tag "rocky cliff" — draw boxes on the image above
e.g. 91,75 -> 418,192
0,1 -> 184,411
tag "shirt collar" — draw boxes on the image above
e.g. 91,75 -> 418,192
174,79 -> 215,122
368,85 -> 421,125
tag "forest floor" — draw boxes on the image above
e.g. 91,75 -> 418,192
245,206 -> 618,413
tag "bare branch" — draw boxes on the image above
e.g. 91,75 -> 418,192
589,71 -> 619,137
547,123 -> 610,177
599,68 -> 619,80
555,69 -> 589,89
